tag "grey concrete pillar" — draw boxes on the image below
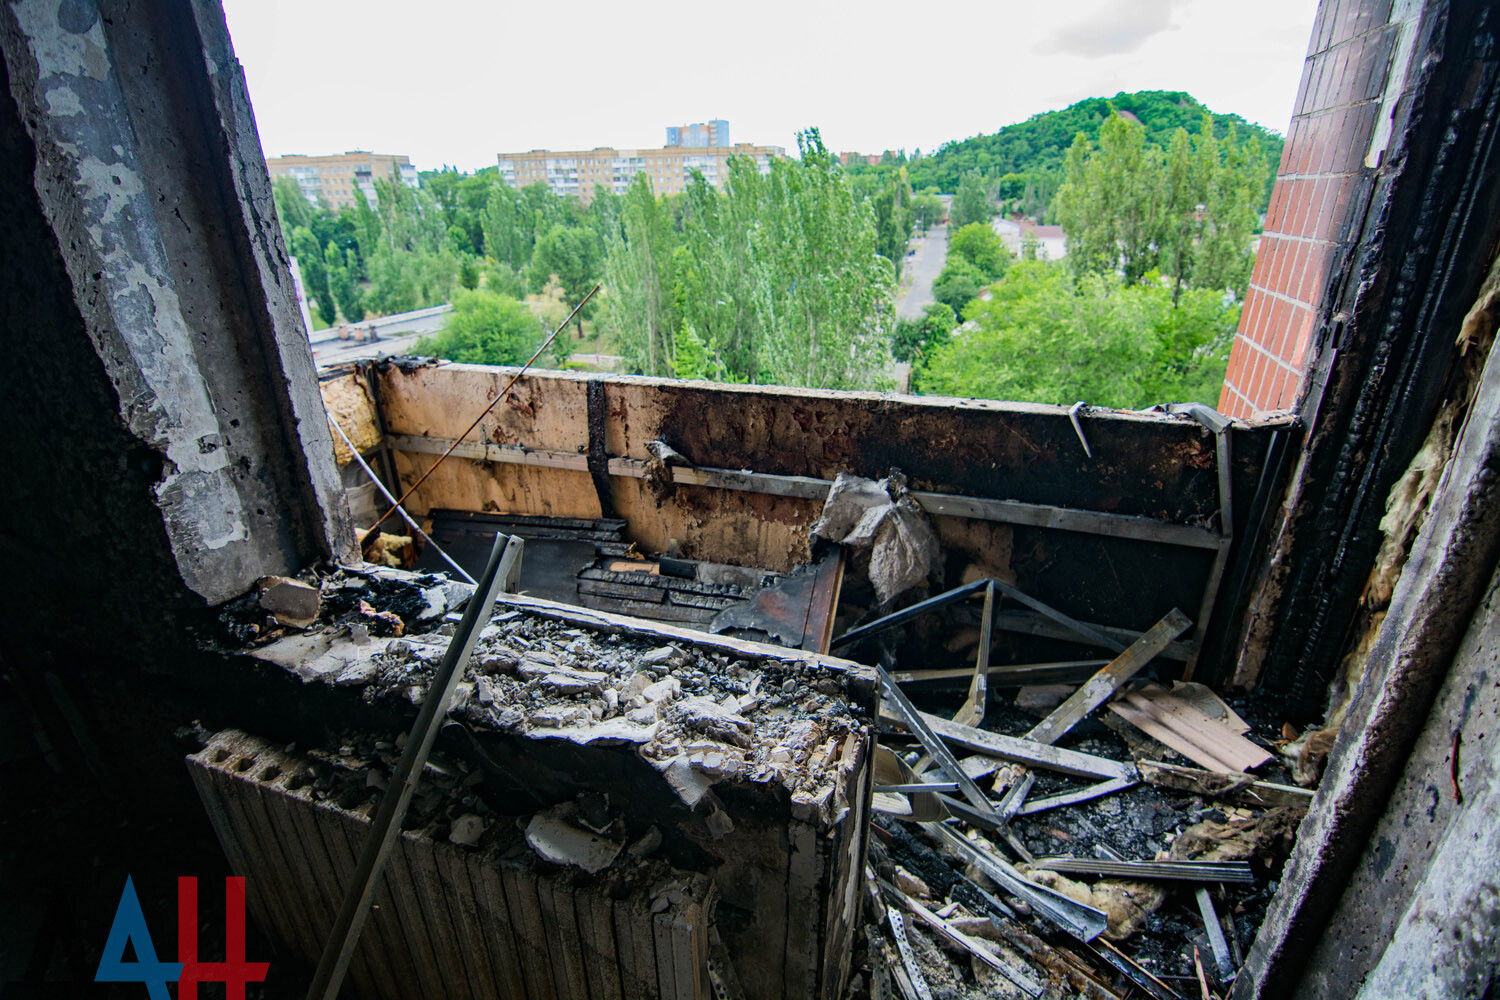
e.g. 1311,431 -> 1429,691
0,0 -> 353,618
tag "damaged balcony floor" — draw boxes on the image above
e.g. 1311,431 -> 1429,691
867,692 -> 1304,999
197,563 -> 1314,1000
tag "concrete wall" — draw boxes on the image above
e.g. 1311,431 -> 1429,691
0,0 -> 352,646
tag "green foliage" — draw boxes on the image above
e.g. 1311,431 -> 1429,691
1055,111 -> 1264,297
932,256 -> 986,315
908,90 -> 1282,213
892,302 -> 956,365
605,131 -> 895,389
530,224 -> 600,311
412,289 -> 543,366
911,191 -> 945,231
325,242 -> 364,322
605,173 -> 678,374
929,223 -> 1013,316
291,226 -> 337,325
272,177 -> 314,235
947,223 -> 1011,281
670,325 -> 721,380
918,260 -> 1237,407
458,257 -> 480,291
949,172 -> 993,229
870,168 -> 915,278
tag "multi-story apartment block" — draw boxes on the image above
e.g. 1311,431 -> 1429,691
665,119 -> 729,148
264,151 -> 419,211
496,142 -> 784,205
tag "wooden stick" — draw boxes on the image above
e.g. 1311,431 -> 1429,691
1025,609 -> 1193,746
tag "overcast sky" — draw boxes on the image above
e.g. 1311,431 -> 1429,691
220,0 -> 1318,174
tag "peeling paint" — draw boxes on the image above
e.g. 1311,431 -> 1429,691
10,0 -> 107,81
76,155 -> 140,226
43,83 -> 81,116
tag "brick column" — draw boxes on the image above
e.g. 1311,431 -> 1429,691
1219,0 -> 1402,417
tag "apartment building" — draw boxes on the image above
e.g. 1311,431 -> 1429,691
666,118 -> 729,147
496,142 -> 784,204
264,150 -> 419,211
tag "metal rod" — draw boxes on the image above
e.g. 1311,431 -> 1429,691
359,284 -> 600,544
832,580 -> 989,650
328,416 -> 477,586
924,822 -> 1108,942
878,664 -> 1001,822
305,533 -> 523,1000
1035,858 -> 1255,884
1196,887 -> 1236,978
954,581 -> 995,728
874,782 -> 960,794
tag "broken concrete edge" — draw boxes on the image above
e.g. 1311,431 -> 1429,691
186,1 -> 357,566
236,578 -> 876,830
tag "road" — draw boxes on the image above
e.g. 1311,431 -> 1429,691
897,223 -> 948,320
309,305 -> 453,368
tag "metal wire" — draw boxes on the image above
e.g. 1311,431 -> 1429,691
357,283 -> 601,544
328,415 -> 477,585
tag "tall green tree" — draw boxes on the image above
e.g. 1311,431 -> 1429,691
749,131 -> 895,388
530,224 -> 600,335
605,174 -> 679,374
325,242 -> 364,322
1055,113 -> 1166,285
291,226 -> 336,325
602,130 -> 895,389
1056,110 -> 1264,298
949,171 -> 994,229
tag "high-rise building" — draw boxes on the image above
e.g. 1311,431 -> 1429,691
264,151 -> 418,211
665,119 -> 729,148
496,140 -> 784,205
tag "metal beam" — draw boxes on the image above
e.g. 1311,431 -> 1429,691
385,433 -> 1224,549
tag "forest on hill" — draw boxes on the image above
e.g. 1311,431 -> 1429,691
849,90 -> 1283,217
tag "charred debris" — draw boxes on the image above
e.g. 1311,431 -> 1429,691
201,460 -> 1312,1000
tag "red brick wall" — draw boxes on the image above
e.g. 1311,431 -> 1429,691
1219,0 -> 1399,418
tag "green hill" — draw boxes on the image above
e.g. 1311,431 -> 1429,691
906,90 -> 1284,208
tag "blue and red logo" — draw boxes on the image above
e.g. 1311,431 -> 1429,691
95,876 -> 268,999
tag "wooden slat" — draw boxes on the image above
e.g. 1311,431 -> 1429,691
1016,776 -> 1139,816
806,549 -> 846,654
1107,688 -> 1271,773
1025,609 -> 1194,746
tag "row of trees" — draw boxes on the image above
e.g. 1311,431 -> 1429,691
604,131 -> 900,388
285,101 -> 1269,411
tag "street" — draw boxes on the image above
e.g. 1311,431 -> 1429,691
896,223 -> 947,320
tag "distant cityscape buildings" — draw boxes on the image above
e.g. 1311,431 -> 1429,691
497,120 -> 783,205
665,119 -> 729,148
264,151 -> 418,210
